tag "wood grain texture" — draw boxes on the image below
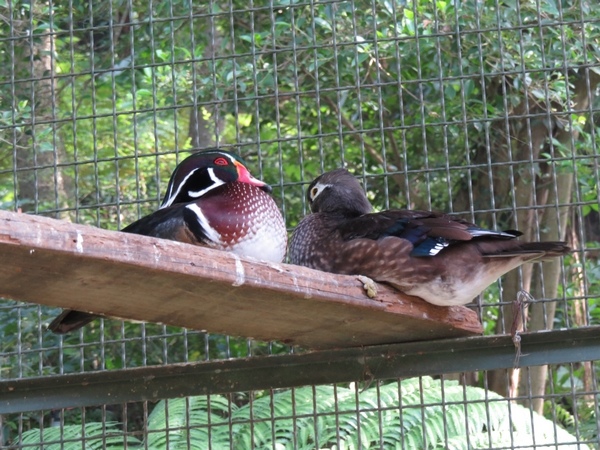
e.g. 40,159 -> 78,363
0,210 -> 482,349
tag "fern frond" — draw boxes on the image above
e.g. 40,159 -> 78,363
19,422 -> 139,450
145,395 -> 234,449
19,377 -> 586,449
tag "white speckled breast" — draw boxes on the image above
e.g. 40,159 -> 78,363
196,183 -> 287,263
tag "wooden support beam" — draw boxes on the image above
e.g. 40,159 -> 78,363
0,210 -> 481,349
2,327 -> 599,414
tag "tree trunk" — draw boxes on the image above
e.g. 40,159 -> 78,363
487,70 -> 599,404
486,101 -> 550,396
13,3 -> 69,216
569,215 -> 595,402
188,106 -> 225,149
188,18 -> 225,149
517,71 -> 600,413
518,171 -> 572,412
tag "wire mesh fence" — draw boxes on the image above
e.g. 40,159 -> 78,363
1,0 -> 599,448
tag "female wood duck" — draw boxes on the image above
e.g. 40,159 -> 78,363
289,168 -> 569,306
49,149 -> 287,333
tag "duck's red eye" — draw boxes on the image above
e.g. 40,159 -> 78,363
214,157 -> 229,166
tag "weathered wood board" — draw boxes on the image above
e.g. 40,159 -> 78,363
0,210 -> 482,349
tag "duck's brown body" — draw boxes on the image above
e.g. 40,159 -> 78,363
289,169 -> 569,306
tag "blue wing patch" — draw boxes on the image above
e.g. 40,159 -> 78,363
411,237 -> 450,257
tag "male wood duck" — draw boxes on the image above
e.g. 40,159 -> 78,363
289,168 -> 569,306
49,149 -> 287,333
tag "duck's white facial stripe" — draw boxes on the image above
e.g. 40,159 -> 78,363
161,183 -> 177,209
187,168 -> 224,199
161,167 -> 200,209
161,167 -> 225,209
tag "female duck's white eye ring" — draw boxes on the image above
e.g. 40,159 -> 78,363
309,182 -> 330,202
310,186 -> 319,200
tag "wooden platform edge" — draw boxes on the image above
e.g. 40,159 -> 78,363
0,210 -> 482,349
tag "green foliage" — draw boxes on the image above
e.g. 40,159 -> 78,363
19,421 -> 140,450
0,300 -> 290,381
145,395 -> 233,449
2,0 -> 599,214
1,0 -> 599,446
546,365 -> 600,443
17,377 -> 586,449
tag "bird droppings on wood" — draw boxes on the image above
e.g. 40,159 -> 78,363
232,254 -> 246,287
75,231 -> 84,253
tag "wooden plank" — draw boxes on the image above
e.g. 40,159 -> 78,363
0,210 -> 482,349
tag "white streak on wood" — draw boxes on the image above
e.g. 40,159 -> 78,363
232,254 -> 245,287
153,244 -> 161,264
76,231 -> 84,253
